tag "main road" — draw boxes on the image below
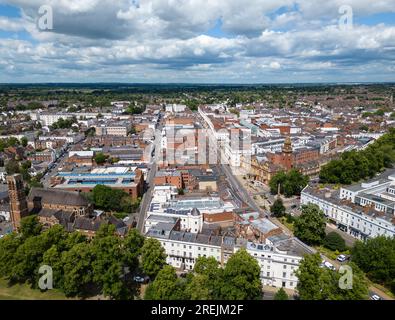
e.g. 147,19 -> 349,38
137,122 -> 163,233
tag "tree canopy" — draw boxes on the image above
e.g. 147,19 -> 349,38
0,219 -> 147,299
324,232 -> 347,252
294,204 -> 326,246
296,253 -> 368,300
351,236 -> 395,294
270,198 -> 286,217
320,128 -> 395,184
269,170 -> 309,197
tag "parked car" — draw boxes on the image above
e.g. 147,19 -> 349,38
337,254 -> 347,262
133,275 -> 149,284
370,294 -> 382,300
321,260 -> 336,271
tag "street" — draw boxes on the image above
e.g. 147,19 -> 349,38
137,122 -> 163,233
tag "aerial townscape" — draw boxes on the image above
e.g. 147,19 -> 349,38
0,0 -> 394,308
0,84 -> 394,301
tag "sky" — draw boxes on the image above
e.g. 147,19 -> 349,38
0,0 -> 395,83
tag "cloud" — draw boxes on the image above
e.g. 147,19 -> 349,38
0,0 -> 395,82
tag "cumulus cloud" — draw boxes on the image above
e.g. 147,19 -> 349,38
0,0 -> 394,82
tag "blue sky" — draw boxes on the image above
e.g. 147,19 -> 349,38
0,0 -> 395,83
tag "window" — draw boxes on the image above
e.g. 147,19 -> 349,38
283,272 -> 286,278
283,265 -> 287,269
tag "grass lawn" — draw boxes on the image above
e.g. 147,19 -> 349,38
0,278 -> 70,300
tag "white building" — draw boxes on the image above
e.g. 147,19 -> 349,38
301,176 -> 395,240
144,186 -> 234,234
147,223 -> 314,290
38,113 -> 74,127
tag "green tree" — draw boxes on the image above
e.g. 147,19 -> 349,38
352,236 -> 395,293
91,225 -> 128,299
144,265 -> 184,300
323,232 -> 346,252
274,287 -> 289,300
141,238 -> 167,279
220,249 -> 262,300
123,229 -> 145,270
187,256 -> 224,299
0,233 -> 22,278
5,159 -> 20,175
20,136 -> 28,147
269,170 -> 309,197
94,152 -> 107,165
294,204 -> 326,246
20,215 -> 42,239
270,198 -> 286,217
62,242 -> 94,297
91,185 -> 130,212
296,253 -> 368,300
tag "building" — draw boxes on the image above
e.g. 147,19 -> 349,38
95,122 -> 132,136
38,113 -> 74,127
301,170 -> 395,240
53,167 -> 145,200
7,174 -> 29,231
146,221 -> 314,289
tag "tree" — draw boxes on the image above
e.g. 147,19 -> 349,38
294,204 -> 326,246
122,229 -> 145,270
324,232 -> 346,252
296,253 -> 368,300
91,185 -> 130,212
91,227 -> 127,299
94,152 -> 107,165
274,287 -> 289,300
144,265 -> 184,300
20,136 -> 28,147
220,249 -> 262,300
352,236 -> 395,293
141,238 -> 167,279
62,242 -> 94,297
270,198 -> 286,217
5,159 -> 20,175
269,170 -> 309,197
319,129 -> 395,184
0,233 -> 22,278
187,256 -> 224,300
20,215 -> 42,239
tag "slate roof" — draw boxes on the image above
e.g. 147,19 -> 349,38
28,188 -> 89,207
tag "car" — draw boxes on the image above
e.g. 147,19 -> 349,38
337,254 -> 347,262
321,260 -> 336,271
370,294 -> 382,300
133,275 -> 149,284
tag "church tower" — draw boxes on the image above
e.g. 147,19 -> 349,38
7,174 -> 29,231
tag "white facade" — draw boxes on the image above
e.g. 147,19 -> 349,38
301,187 -> 395,240
39,113 -> 74,126
149,229 -> 307,290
